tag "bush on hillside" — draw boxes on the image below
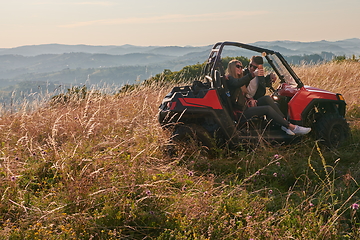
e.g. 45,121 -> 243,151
143,56 -> 250,85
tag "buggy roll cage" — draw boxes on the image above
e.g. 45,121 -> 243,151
203,41 -> 304,89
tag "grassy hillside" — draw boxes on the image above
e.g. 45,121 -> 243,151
0,61 -> 359,239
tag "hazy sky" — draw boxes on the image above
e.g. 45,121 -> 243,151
1,0 -> 359,48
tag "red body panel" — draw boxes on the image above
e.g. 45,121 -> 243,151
286,86 -> 338,121
178,89 -> 223,110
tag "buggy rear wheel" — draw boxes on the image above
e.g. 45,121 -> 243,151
171,123 -> 216,149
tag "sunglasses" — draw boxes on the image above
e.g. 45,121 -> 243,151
235,64 -> 243,69
250,64 -> 258,70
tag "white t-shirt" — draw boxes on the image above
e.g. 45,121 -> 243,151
246,76 -> 258,99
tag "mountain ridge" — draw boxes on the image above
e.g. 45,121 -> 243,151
1,38 -> 359,57
0,38 -> 358,102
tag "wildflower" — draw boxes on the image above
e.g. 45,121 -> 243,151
145,190 -> 151,195
269,189 -> 273,194
203,191 -> 208,195
274,154 -> 280,159
255,171 -> 260,175
273,172 -> 278,177
181,186 -> 187,191
351,203 -> 359,210
309,202 -> 314,207
10,176 -> 17,181
187,171 -> 194,177
276,161 -> 280,166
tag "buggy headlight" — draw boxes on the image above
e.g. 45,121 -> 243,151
337,94 -> 345,101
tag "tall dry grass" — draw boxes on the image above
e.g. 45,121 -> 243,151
0,83 -> 176,238
0,62 -> 359,239
294,61 -> 360,117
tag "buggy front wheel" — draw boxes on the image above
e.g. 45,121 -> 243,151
315,114 -> 350,148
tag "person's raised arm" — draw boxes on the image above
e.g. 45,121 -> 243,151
227,73 -> 252,88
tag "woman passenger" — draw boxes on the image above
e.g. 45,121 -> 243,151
225,59 -> 311,135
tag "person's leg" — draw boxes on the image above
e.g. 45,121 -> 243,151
243,106 -> 311,135
256,96 -> 284,117
243,106 -> 289,127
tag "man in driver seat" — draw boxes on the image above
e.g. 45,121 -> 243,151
242,55 -> 277,101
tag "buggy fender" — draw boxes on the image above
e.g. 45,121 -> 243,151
160,89 -> 237,140
288,87 -> 340,121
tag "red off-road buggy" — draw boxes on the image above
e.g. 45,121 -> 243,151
158,42 -> 350,149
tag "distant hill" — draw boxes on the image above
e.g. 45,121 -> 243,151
0,38 -> 359,103
0,52 -> 177,79
252,38 -> 360,56
1,39 -> 359,57
0,44 -> 211,57
0,44 -> 117,56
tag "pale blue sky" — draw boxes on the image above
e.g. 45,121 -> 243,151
1,0 -> 359,48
